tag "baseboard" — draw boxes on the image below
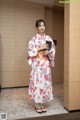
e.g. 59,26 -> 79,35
1,86 -> 29,89
0,85 -> 1,92
64,106 -> 80,113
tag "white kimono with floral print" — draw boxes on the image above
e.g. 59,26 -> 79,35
27,33 -> 55,103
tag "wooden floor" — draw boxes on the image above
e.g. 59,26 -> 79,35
18,111 -> 80,120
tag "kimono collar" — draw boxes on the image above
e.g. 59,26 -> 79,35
37,33 -> 46,38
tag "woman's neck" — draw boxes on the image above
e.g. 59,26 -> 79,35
38,32 -> 45,36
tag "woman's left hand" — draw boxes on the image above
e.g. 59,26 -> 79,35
43,50 -> 49,55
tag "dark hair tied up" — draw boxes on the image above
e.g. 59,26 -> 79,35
35,19 -> 46,28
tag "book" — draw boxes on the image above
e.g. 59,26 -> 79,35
46,41 -> 52,51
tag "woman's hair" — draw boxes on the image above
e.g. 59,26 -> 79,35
35,19 -> 46,28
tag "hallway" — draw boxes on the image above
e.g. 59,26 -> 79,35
0,84 -> 68,120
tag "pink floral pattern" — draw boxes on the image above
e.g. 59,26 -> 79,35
27,33 -> 55,103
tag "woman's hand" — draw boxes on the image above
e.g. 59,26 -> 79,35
43,50 -> 49,55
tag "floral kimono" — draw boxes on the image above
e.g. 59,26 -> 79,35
27,33 -> 55,103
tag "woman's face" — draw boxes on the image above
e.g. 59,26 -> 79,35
37,22 -> 45,34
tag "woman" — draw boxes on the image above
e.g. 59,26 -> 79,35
27,19 -> 55,113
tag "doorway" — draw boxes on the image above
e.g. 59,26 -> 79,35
45,7 -> 64,85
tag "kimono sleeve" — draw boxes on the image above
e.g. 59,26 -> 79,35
28,39 -> 37,57
48,38 -> 56,67
27,39 -> 37,65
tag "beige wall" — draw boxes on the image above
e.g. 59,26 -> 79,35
45,7 -> 64,84
0,0 -> 44,87
64,4 -> 80,110
0,0 -> 64,87
45,8 -> 53,37
64,4 -> 70,109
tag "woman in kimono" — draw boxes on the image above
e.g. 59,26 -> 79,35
27,19 -> 55,113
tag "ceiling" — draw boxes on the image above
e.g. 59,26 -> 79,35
24,0 -> 64,7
